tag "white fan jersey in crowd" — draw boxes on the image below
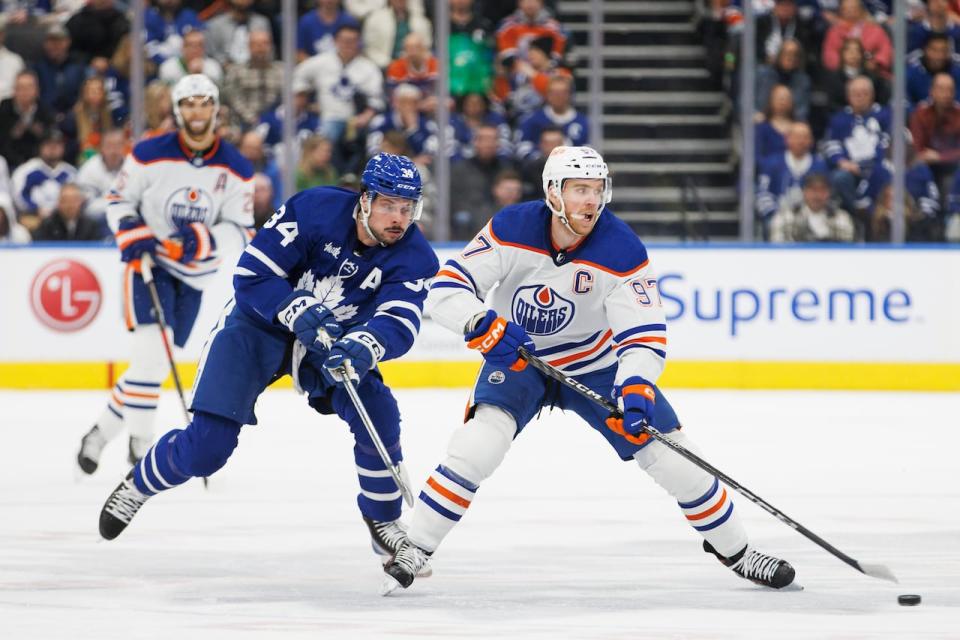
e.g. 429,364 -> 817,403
105,131 -> 255,290
430,200 -> 667,388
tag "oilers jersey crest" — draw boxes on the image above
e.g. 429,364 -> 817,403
106,131 -> 255,289
430,201 -> 668,386
233,187 -> 439,361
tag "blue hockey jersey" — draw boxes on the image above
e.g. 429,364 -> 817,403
824,104 -> 891,168
756,152 -> 829,220
233,187 -> 439,362
516,107 -> 590,161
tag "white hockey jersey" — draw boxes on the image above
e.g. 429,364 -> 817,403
429,201 -> 667,386
106,132 -> 255,290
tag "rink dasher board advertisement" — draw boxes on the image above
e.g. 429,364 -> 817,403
1,245 -> 958,391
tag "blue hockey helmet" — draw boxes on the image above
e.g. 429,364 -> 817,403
360,153 -> 424,221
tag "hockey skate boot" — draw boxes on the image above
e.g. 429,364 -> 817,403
704,540 -> 796,589
99,471 -> 151,540
381,541 -> 432,595
77,425 -> 107,475
363,516 -> 432,577
127,436 -> 150,465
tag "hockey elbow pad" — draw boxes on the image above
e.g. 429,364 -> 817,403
464,309 -> 534,372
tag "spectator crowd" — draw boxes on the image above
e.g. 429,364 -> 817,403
0,0 -> 588,243
701,0 -> 960,242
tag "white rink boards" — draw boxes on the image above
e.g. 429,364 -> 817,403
1,388 -> 958,639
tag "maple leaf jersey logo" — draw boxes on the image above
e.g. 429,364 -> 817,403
295,270 -> 359,322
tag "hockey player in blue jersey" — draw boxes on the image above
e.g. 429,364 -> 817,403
77,74 -> 255,474
97,152 -> 440,568
382,146 -> 796,594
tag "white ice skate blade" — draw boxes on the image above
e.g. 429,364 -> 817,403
778,581 -> 804,592
380,575 -> 403,596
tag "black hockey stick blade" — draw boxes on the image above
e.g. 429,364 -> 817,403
517,346 -> 899,584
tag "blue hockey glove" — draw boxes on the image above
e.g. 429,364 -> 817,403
605,376 -> 656,445
165,222 -> 216,264
276,290 -> 344,353
115,217 -> 158,263
464,309 -> 534,372
322,329 -> 386,387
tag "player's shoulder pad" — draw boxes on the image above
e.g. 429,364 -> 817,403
488,200 -> 551,252
575,209 -> 650,276
208,138 -> 255,180
130,131 -> 181,164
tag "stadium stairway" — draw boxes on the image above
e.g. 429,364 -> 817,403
558,0 -> 738,240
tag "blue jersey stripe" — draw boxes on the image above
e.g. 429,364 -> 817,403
431,281 -> 475,293
614,324 -> 667,343
534,330 -> 603,357
617,343 -> 667,360
563,345 -> 614,372
445,258 -> 479,292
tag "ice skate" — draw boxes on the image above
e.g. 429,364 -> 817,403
99,471 -> 151,540
381,541 -> 432,595
704,540 -> 797,589
77,426 -> 106,475
364,516 -> 432,577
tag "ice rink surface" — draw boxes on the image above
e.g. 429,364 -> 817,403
2,387 -> 958,639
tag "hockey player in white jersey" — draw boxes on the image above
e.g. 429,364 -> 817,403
77,74 -> 255,474
382,146 -> 796,593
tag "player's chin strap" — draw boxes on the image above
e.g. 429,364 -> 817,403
356,192 -> 384,247
545,182 -> 583,237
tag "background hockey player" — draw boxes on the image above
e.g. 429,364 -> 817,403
77,74 -> 255,474
383,146 -> 796,593
97,153 -> 440,569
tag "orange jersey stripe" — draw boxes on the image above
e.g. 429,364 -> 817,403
436,268 -> 468,284
547,329 -> 613,367
686,488 -> 728,521
426,476 -> 472,508
619,336 -> 667,347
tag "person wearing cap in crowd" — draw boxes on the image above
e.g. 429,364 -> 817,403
769,172 -> 857,242
33,22 -> 86,116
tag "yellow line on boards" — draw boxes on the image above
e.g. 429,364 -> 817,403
2,361 -> 959,391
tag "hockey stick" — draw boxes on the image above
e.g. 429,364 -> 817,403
316,330 -> 415,507
140,253 -> 208,489
517,346 -> 898,584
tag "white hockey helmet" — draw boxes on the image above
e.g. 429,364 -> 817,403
172,74 -> 220,132
541,146 -> 612,226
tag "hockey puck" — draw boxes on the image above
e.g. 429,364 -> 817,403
898,594 -> 921,606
